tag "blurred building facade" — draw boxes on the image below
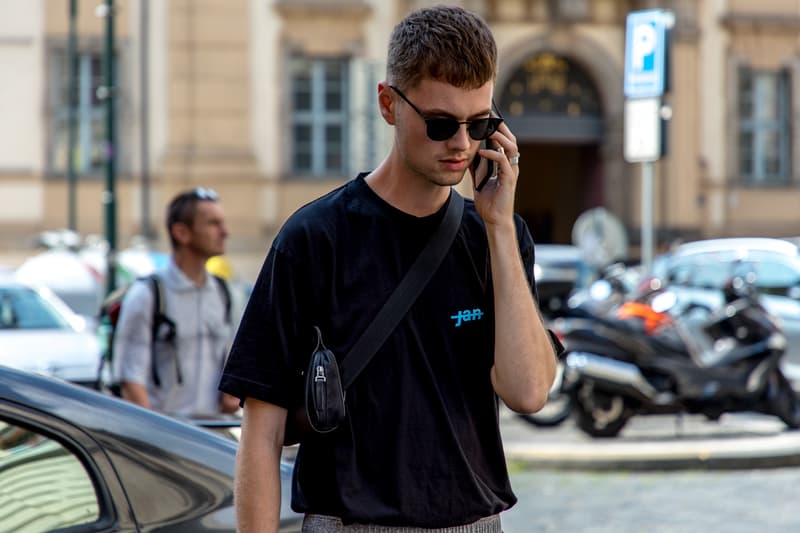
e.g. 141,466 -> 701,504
1,0 -> 799,255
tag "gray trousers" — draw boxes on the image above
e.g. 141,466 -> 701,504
302,514 -> 502,533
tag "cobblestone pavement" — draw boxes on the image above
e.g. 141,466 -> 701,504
499,408 -> 800,531
500,403 -> 800,468
501,467 -> 800,532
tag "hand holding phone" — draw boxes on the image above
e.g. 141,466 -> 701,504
470,139 -> 498,192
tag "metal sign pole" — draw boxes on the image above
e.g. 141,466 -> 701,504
101,0 -> 117,296
641,161 -> 654,273
66,0 -> 78,231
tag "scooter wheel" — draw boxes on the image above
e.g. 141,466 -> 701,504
518,395 -> 574,427
517,362 -> 573,427
769,371 -> 800,430
573,383 -> 630,438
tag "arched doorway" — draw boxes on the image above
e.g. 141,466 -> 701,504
498,52 -> 605,245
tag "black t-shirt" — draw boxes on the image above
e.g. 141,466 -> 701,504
219,175 -> 539,528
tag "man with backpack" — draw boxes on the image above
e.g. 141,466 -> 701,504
112,187 -> 239,416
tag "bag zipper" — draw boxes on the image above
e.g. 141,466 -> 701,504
315,365 -> 327,420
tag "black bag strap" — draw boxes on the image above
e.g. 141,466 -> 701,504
149,273 -> 229,388
147,274 -> 180,387
211,274 -> 232,324
340,190 -> 464,389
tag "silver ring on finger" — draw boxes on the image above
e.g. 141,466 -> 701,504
509,153 -> 520,166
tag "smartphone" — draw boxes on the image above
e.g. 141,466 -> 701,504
470,139 -> 498,192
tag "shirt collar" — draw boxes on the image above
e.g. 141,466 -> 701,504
164,257 -> 214,292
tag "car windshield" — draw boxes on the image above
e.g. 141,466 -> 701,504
0,287 -> 71,330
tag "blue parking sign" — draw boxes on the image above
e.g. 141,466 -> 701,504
624,9 -> 672,98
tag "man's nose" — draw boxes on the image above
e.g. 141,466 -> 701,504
445,123 -> 472,150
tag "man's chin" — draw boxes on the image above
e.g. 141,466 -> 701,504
431,170 -> 466,188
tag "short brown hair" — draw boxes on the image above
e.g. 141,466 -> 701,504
165,187 -> 219,248
387,5 -> 497,91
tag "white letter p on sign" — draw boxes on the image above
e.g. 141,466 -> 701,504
632,23 -> 656,70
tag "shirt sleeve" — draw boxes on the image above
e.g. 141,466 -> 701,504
218,244 -> 312,409
112,280 -> 155,386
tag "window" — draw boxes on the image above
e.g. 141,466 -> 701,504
738,67 -> 791,185
49,48 -> 116,176
666,250 -> 800,298
0,420 -> 99,532
289,56 -> 349,177
755,260 -> 800,296
0,287 -> 71,330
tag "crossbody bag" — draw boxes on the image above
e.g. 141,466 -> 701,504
284,190 -> 465,445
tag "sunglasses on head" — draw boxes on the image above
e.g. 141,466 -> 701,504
389,85 -> 504,142
190,187 -> 219,201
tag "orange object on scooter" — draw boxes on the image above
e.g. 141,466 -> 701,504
616,301 -> 673,334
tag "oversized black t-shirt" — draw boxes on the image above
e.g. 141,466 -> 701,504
219,175 -> 540,528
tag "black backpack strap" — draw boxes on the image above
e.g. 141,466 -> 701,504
147,274 -> 163,387
147,274 -> 163,324
148,273 -> 228,389
211,274 -> 232,324
340,190 -> 464,389
147,274 -> 180,387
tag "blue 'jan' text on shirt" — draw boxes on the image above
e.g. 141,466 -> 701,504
451,308 -> 484,328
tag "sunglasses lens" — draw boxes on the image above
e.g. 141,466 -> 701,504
467,118 -> 503,141
425,117 -> 504,141
426,119 -> 460,142
466,119 -> 491,140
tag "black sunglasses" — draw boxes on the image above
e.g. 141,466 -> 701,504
389,85 -> 504,142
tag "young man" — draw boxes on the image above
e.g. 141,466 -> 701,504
220,6 -> 559,532
114,187 -> 239,416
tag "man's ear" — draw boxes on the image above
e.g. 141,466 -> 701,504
377,82 -> 395,126
171,222 -> 192,247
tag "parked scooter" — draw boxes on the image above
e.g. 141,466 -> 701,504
561,275 -> 800,437
519,263 -> 638,427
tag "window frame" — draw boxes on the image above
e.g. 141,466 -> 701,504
45,44 -> 124,180
737,66 -> 792,185
288,55 -> 351,179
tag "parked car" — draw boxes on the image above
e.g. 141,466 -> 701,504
534,244 -> 595,318
14,248 -> 104,322
0,277 -> 102,387
0,364 -> 303,532
652,237 -> 800,374
14,239 -> 169,323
